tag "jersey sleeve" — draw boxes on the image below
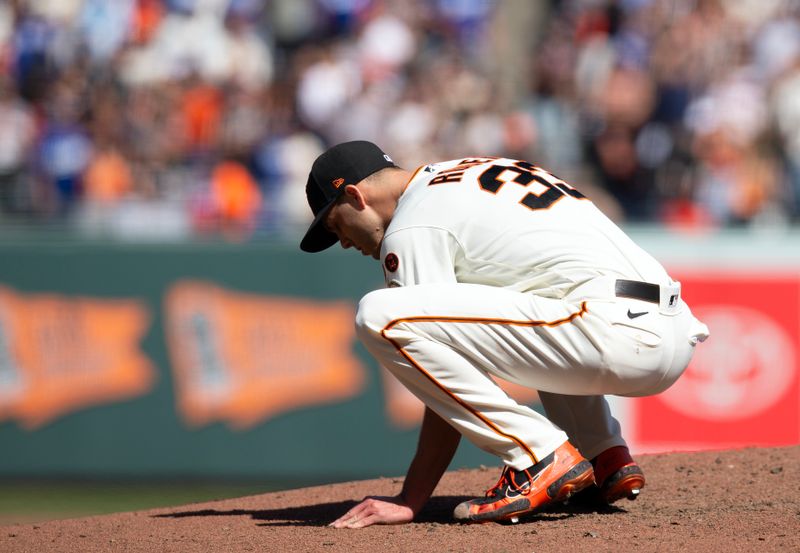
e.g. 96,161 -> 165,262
380,227 -> 459,287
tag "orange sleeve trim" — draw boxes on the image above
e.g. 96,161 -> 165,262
379,301 -> 590,466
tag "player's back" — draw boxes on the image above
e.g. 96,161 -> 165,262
388,157 -> 671,297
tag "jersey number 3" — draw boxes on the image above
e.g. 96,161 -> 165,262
478,161 -> 585,211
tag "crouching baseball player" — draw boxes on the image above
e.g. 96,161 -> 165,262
300,141 -> 709,528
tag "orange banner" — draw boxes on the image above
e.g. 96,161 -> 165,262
0,286 -> 155,430
164,281 -> 366,429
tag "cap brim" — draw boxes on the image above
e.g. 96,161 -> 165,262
300,198 -> 340,253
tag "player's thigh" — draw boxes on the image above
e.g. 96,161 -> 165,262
357,283 -> 580,336
356,283 -> 602,384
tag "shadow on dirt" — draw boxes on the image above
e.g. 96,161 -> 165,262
152,494 -> 627,527
153,501 -> 359,527
152,496 -> 472,527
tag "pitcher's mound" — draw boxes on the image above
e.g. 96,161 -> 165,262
2,446 -> 798,552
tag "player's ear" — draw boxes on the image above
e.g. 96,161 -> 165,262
343,184 -> 367,209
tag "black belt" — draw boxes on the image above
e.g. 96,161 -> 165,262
615,279 -> 660,304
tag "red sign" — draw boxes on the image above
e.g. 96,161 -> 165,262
627,271 -> 800,452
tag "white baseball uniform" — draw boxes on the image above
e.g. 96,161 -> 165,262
355,157 -> 709,471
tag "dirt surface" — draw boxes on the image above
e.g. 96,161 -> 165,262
2,446 -> 798,553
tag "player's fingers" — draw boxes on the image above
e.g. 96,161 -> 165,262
329,501 -> 369,527
345,513 -> 380,529
331,511 -> 367,529
329,512 -> 360,528
340,501 -> 369,519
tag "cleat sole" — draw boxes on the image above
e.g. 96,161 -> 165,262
454,497 -> 530,523
547,459 -> 595,502
602,466 -> 645,504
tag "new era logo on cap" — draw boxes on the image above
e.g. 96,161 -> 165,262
300,141 -> 397,253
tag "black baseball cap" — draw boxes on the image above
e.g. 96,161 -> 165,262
300,141 -> 396,253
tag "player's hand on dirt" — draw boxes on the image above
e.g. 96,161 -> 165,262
329,495 -> 415,529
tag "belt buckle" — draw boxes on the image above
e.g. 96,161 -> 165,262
659,281 -> 681,313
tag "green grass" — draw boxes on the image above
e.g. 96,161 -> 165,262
0,481 -> 287,525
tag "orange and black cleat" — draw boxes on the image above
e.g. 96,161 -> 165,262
453,441 -> 594,524
592,445 -> 645,504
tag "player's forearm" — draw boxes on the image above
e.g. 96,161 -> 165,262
399,407 -> 461,514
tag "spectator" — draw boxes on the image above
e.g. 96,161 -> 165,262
0,0 -> 798,237
0,78 -> 36,214
208,157 -> 262,239
35,81 -> 92,214
83,142 -> 133,205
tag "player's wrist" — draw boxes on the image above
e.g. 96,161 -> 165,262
398,490 -> 426,515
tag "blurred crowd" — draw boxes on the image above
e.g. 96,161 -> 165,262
0,0 -> 798,240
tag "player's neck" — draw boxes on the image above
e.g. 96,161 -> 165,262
371,169 -> 413,227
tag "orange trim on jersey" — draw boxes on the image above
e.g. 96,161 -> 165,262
401,165 -> 426,195
379,301 -> 590,466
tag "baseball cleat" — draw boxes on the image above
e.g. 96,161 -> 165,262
591,445 -> 646,504
453,441 -> 594,524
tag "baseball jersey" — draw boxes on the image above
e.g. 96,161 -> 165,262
380,157 -> 672,297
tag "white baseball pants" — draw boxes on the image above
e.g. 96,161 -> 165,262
355,277 -> 708,470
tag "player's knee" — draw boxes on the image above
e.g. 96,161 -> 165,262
355,289 -> 393,342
